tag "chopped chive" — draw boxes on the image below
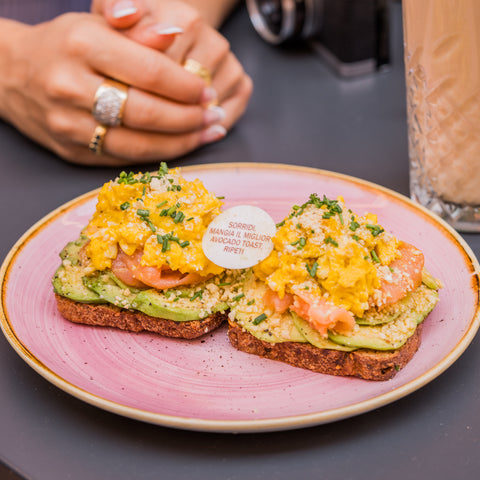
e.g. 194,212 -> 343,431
306,261 -> 318,278
352,234 -> 360,241
366,224 -> 385,237
252,313 -> 267,325
217,282 -> 231,287
117,171 -> 137,185
139,172 -> 152,184
325,236 -> 338,247
276,220 -> 285,228
179,240 -> 190,248
247,299 -> 255,305
166,205 -> 177,216
146,220 -> 156,232
232,293 -> 245,302
371,250 -> 381,263
217,195 -> 225,199
156,200 -> 168,208
137,208 -> 150,218
186,217 -> 194,222
349,216 -> 360,231
190,290 -> 203,301
120,202 -> 130,211
159,162 -> 169,176
173,211 -> 185,223
162,237 -> 170,252
299,237 -> 306,247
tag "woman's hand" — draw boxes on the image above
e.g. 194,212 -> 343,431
0,13 -> 234,166
93,0 -> 253,142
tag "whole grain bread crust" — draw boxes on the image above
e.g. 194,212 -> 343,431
227,319 -> 424,381
55,294 -> 227,339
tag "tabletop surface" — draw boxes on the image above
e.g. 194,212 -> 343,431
1,3 -> 480,480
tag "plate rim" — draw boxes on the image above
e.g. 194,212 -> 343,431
1,162 -> 480,433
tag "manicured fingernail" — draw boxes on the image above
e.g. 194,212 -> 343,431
153,24 -> 183,35
204,106 -> 226,126
112,0 -> 138,18
201,86 -> 218,105
201,124 -> 227,144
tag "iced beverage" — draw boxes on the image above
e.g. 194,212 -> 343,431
403,0 -> 480,231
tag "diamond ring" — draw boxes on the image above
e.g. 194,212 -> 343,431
92,79 -> 129,127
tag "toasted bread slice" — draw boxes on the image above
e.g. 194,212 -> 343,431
227,319 -> 424,381
56,294 -> 227,339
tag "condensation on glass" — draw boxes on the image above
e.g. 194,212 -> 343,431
403,0 -> 480,231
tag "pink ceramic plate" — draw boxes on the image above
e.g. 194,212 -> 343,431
1,163 -> 479,433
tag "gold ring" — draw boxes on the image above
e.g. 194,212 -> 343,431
183,58 -> 212,85
88,124 -> 108,155
92,79 -> 128,126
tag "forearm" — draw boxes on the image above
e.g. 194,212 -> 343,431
181,0 -> 240,28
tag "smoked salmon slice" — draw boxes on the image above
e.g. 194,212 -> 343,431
111,249 -> 204,290
291,293 -> 356,337
374,242 -> 424,308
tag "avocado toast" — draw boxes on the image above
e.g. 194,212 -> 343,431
227,194 -> 441,380
53,163 -> 243,339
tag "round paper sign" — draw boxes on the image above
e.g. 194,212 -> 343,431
202,205 -> 276,269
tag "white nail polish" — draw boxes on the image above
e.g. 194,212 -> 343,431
201,125 -> 227,144
155,25 -> 183,35
112,1 -> 138,18
204,106 -> 226,125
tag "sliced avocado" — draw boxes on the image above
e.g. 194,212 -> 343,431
231,270 -> 306,343
422,269 -> 442,290
328,288 -> 439,350
59,234 -> 89,265
355,292 -> 413,326
234,311 -> 307,344
83,274 -> 138,309
356,274 -> 441,326
292,313 -> 356,351
83,272 -> 228,321
355,308 -> 401,326
135,289 -> 228,322
328,315 -> 418,350
52,264 -> 104,303
52,234 -> 103,303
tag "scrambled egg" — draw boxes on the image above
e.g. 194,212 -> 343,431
84,164 -> 224,277
253,194 -> 401,317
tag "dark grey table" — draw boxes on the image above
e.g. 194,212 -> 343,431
1,3 -> 480,479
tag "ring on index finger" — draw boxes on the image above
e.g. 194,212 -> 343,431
183,59 -> 218,106
88,124 -> 108,155
92,79 -> 129,126
183,58 -> 212,85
